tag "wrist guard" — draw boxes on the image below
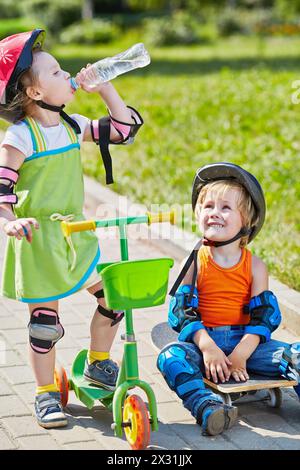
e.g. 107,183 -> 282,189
244,290 -> 281,343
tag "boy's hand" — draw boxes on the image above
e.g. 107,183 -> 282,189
75,64 -> 111,93
3,218 -> 39,243
202,344 -> 232,384
227,351 -> 249,382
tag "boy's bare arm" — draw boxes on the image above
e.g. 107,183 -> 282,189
233,255 -> 269,358
194,329 -> 232,383
228,256 -> 269,380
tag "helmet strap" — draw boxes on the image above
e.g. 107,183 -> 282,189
36,100 -> 81,134
203,227 -> 251,248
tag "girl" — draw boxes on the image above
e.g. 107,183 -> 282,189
0,29 -> 142,428
157,162 -> 300,436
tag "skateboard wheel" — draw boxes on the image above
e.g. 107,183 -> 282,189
221,393 -> 232,406
123,394 -> 151,450
267,388 -> 282,408
54,366 -> 69,408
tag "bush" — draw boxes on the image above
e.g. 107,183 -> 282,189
19,0 -> 82,34
143,11 -> 203,46
0,0 -> 22,19
60,19 -> 120,45
217,8 -> 278,37
0,18 -> 42,40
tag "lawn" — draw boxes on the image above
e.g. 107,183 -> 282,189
2,34 -> 300,290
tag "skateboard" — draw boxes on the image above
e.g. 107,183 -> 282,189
151,322 -> 297,408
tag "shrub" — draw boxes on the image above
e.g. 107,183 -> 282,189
19,0 -> 82,34
143,11 -> 203,46
217,8 -> 278,37
60,19 -> 120,45
0,0 -> 22,19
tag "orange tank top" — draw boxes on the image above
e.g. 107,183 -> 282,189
197,246 -> 252,327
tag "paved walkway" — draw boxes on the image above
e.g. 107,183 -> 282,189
0,196 -> 299,450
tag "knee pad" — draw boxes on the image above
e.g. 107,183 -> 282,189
279,343 -> 300,381
157,343 -> 205,398
93,289 -> 124,326
28,307 -> 64,354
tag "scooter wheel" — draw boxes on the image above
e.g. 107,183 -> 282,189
54,366 -> 69,408
123,394 -> 150,450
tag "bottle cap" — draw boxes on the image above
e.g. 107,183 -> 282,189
70,77 -> 79,91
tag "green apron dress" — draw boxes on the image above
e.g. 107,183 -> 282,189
0,116 -> 100,303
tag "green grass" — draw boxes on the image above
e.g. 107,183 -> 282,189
2,34 -> 300,290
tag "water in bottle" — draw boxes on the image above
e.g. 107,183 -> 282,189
70,43 -> 150,91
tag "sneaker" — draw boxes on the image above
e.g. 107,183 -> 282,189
35,392 -> 68,429
196,400 -> 238,436
83,358 -> 119,391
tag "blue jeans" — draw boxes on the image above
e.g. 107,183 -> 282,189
160,326 -> 292,420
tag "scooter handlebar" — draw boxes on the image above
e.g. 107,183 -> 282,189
146,210 -> 176,225
61,220 -> 96,237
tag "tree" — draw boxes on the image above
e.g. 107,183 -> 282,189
82,0 -> 94,19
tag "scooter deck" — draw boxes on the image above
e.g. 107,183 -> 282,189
70,349 -> 113,409
151,322 -> 297,391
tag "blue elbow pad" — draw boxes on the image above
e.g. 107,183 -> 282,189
244,290 -> 281,343
178,321 -> 205,343
168,285 -> 200,334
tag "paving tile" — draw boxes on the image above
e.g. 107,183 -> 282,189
13,382 -> 35,405
0,349 -> 26,368
64,440 -> 105,450
2,415 -> 47,438
0,395 -> 31,418
1,364 -> 34,385
0,429 -> 16,449
17,435 -> 62,450
0,377 -> 14,396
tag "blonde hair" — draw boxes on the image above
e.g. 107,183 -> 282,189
3,47 -> 42,122
195,180 -> 258,247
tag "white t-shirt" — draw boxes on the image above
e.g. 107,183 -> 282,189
0,113 -> 89,159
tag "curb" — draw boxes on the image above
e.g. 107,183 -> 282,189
84,175 -> 300,337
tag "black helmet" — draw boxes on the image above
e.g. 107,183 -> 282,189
191,162 -> 266,244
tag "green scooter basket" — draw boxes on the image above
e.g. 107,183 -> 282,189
101,258 -> 174,310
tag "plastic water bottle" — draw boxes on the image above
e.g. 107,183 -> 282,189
70,43 -> 150,90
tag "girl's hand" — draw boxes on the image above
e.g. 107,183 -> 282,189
3,218 -> 39,243
227,351 -> 249,382
202,345 -> 232,384
75,64 -> 110,93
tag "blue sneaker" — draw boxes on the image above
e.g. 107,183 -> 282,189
83,358 -> 119,391
196,400 -> 238,436
35,392 -> 68,429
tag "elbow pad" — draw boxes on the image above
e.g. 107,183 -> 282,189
168,285 -> 203,341
0,166 -> 19,205
244,290 -> 281,343
90,106 -> 143,185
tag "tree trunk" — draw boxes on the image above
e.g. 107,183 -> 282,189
82,0 -> 93,20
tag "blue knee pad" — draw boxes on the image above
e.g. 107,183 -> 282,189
279,343 -> 300,382
157,343 -> 205,398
